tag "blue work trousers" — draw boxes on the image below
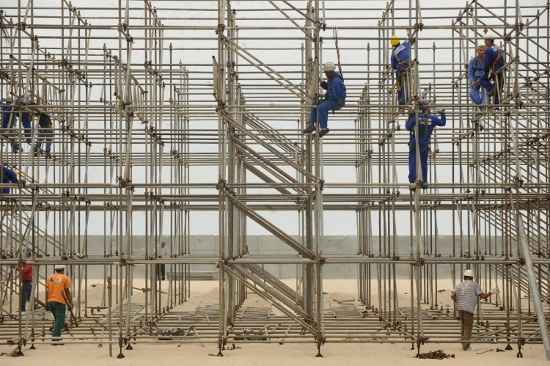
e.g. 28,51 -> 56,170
397,71 -> 408,105
408,144 -> 429,184
309,99 -> 339,129
20,281 -> 32,311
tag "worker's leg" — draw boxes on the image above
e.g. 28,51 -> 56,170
44,127 -> 54,153
420,145 -> 429,185
408,145 -> 416,184
494,72 -> 504,105
315,101 -> 332,129
398,72 -> 407,105
480,77 -> 494,101
20,281 -> 32,311
459,311 -> 465,343
469,85 -> 483,105
462,311 -> 473,350
51,302 -> 66,338
308,106 -> 318,127
161,264 -> 166,281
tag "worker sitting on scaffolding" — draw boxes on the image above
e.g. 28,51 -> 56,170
468,46 -> 492,106
483,34 -> 505,106
390,35 -> 411,106
302,62 -> 346,138
1,96 -> 32,153
406,99 -> 446,189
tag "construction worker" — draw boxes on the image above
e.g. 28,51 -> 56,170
46,264 -> 72,344
405,100 -> 446,189
468,46 -> 492,106
451,269 -> 492,350
18,259 -> 33,312
156,241 -> 168,281
1,97 -> 32,153
0,165 -> 18,194
302,62 -> 346,138
483,35 -> 505,105
33,111 -> 54,157
390,35 -> 411,105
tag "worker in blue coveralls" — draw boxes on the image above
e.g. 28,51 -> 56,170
0,165 -> 18,194
468,46 -> 492,106
302,62 -> 346,138
484,35 -> 505,105
1,97 -> 32,153
406,99 -> 446,189
33,111 -> 54,157
390,35 -> 411,106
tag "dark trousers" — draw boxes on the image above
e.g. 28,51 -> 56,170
459,310 -> 474,350
20,281 -> 32,311
47,301 -> 66,338
156,264 -> 166,281
408,144 -> 429,184
397,71 -> 409,105
34,126 -> 54,154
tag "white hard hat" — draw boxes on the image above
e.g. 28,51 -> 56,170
484,33 -> 496,41
323,62 -> 336,72
463,269 -> 474,278
54,264 -> 65,271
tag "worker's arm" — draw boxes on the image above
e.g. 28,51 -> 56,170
479,292 -> 492,300
405,114 -> 416,131
431,113 -> 446,127
467,59 -> 474,83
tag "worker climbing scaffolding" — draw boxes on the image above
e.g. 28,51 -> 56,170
483,34 -> 505,106
1,97 -> 32,153
406,99 -> 446,189
390,35 -> 412,106
302,62 -> 346,138
468,46 -> 493,106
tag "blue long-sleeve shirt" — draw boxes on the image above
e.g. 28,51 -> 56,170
484,46 -> 505,72
1,165 -> 18,194
325,73 -> 346,106
391,41 -> 411,72
468,57 -> 486,82
406,112 -> 446,146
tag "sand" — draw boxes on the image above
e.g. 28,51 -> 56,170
0,279 -> 547,364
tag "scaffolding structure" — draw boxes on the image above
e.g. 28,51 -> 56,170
0,0 -> 549,360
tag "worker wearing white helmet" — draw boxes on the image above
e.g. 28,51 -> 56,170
451,269 -> 492,351
302,61 -> 346,138
47,264 -> 72,344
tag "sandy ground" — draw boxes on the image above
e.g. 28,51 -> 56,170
0,342 -> 547,366
1,279 -> 545,364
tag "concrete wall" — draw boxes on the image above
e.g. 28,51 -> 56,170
75,235 -> 499,279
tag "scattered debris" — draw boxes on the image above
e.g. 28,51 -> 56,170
416,350 -> 455,359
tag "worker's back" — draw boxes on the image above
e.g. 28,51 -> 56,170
326,73 -> 346,107
47,272 -> 71,304
391,41 -> 411,71
454,280 -> 481,314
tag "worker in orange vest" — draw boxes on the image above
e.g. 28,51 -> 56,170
46,264 -> 72,344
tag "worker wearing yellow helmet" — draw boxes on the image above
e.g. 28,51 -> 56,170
390,35 -> 412,105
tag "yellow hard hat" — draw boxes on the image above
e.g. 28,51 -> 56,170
390,35 -> 400,47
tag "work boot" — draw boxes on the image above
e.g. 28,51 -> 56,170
51,337 -> 64,346
302,125 -> 315,134
318,128 -> 330,138
408,183 -> 416,190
